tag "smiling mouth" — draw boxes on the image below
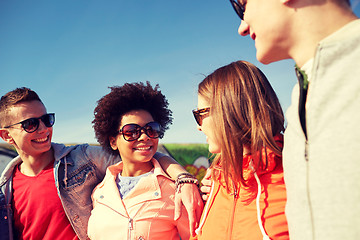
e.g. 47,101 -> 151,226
134,146 -> 152,151
32,136 -> 49,143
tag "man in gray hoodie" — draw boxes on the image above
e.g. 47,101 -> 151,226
227,0 -> 360,239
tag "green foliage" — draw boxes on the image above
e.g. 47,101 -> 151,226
163,143 -> 213,166
163,143 -> 214,182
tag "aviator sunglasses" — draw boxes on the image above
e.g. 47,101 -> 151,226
4,113 -> 55,133
118,121 -> 164,142
192,107 -> 210,126
229,0 -> 245,20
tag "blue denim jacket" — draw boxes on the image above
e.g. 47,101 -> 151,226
0,143 -> 122,240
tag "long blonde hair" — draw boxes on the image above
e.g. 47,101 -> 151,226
198,61 -> 284,189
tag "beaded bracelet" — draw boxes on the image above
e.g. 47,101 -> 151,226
176,172 -> 196,180
175,173 -> 199,193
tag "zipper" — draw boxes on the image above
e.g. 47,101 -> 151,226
305,146 -> 315,239
296,66 -> 314,238
97,201 -> 134,239
295,66 -> 309,164
304,140 -> 309,162
295,66 -> 309,141
128,218 -> 133,240
228,184 -> 239,239
97,199 -> 147,240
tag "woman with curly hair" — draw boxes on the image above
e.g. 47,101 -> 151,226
87,82 -> 191,240
192,61 -> 289,239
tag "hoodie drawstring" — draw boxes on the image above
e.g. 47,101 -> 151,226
250,159 -> 271,240
195,180 -> 215,236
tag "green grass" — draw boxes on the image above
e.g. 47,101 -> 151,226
163,143 -> 213,166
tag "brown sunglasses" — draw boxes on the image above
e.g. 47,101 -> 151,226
192,107 -> 210,126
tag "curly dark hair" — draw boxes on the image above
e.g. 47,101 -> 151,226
92,81 -> 173,155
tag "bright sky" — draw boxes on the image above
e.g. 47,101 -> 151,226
1,1 -> 359,145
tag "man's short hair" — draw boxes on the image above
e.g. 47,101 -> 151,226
0,87 -> 42,127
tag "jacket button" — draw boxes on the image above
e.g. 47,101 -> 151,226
154,192 -> 159,196
100,195 -> 104,199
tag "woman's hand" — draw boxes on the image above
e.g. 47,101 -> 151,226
200,168 -> 212,201
174,182 -> 204,237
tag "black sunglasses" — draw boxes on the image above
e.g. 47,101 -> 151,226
192,107 -> 210,126
118,121 -> 163,142
229,0 -> 245,20
4,113 -> 55,133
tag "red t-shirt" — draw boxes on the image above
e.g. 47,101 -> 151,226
12,161 -> 78,240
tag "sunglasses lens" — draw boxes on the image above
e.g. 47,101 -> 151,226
193,112 -> 201,126
6,113 -> 55,133
231,0 -> 244,20
144,122 -> 162,139
120,122 -> 162,141
196,115 -> 202,126
193,108 -> 210,126
42,114 -> 55,127
22,118 -> 39,133
122,124 -> 140,141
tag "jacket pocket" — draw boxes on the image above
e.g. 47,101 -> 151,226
61,164 -> 99,206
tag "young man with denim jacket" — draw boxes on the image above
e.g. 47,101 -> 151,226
0,87 -> 202,240
227,0 -> 360,239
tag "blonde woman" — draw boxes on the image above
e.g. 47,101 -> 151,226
192,61 -> 289,240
